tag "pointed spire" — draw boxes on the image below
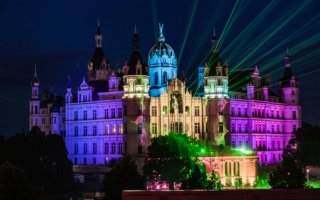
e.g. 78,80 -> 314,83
31,63 -> 40,86
97,16 -> 100,26
286,47 -> 290,57
214,27 -> 216,36
225,57 -> 228,66
135,24 -> 137,34
96,16 -> 101,35
68,75 -> 71,88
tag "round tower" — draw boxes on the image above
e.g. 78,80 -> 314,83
148,23 -> 177,97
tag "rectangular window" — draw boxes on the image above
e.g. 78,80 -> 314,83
84,143 -> 87,154
118,124 -> 123,134
105,109 -> 108,118
93,126 -> 97,136
293,111 -> 296,119
152,106 -> 157,116
62,117 -> 65,123
245,139 -> 249,149
74,111 -> 78,120
231,141 -> 235,149
83,110 -> 87,120
118,108 -> 123,118
137,105 -> 142,116
195,106 -> 200,116
164,124 -> 167,135
84,158 -> 87,165
74,127 -> 78,136
219,122 -> 223,133
279,154 -> 281,160
124,123 -> 127,134
118,142 -> 123,154
293,125 -> 297,132
105,125 -> 109,135
74,143 -> 78,154
138,145 -> 142,154
152,123 -> 157,134
42,118 -> 45,124
93,110 -> 97,119
124,106 -> 127,116
93,143 -> 97,154
93,158 -> 96,165
84,126 -> 87,136
111,108 -> 115,118
272,141 -> 275,150
105,143 -> 109,154
265,155 -> 267,162
282,111 -> 285,119
111,143 -> 116,154
111,125 -> 116,134
273,154 -> 275,161
195,123 -> 200,134
74,158 -> 77,165
283,140 -> 286,149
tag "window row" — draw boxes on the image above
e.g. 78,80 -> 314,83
73,107 -> 126,120
74,142 -> 125,155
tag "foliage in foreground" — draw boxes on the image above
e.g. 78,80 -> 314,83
268,149 -> 310,189
143,132 -> 200,190
0,162 -> 43,200
180,163 -> 216,189
0,126 -> 75,195
101,154 -> 146,200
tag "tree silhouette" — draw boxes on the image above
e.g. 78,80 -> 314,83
101,154 -> 145,200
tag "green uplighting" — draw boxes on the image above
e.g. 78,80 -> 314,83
235,148 -> 252,154
201,149 -> 205,153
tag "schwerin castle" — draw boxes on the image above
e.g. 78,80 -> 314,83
28,23 -> 301,188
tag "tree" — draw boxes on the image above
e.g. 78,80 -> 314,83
101,154 -> 146,200
180,163 -> 215,189
268,149 -> 309,189
143,132 -> 199,190
288,122 -> 320,168
0,126 -> 75,195
0,162 -> 43,200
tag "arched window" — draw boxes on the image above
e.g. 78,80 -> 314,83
292,83 -> 294,87
35,90 -> 37,96
163,71 -> 167,83
292,90 -> 294,95
155,72 -> 158,85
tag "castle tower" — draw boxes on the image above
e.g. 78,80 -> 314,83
87,19 -> 110,81
51,95 -> 61,135
148,23 -> 177,97
65,76 -> 73,103
29,64 -> 40,130
279,49 -> 300,104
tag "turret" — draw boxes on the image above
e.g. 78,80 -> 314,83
212,28 -> 218,52
263,86 -> 268,101
43,87 -> 49,100
279,49 -> 299,104
29,64 -> 40,130
95,17 -> 103,48
247,84 -> 254,100
51,95 -> 60,135
133,25 -> 139,51
66,76 -> 73,103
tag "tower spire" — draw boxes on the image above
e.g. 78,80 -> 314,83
35,63 -> 37,75
68,75 -> 71,88
158,23 -> 165,42
214,27 -> 216,36
135,24 -> 137,34
285,48 -> 291,66
97,16 -> 100,26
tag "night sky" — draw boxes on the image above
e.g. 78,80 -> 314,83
1,0 -> 320,138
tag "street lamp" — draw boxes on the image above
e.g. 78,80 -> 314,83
307,169 -> 310,182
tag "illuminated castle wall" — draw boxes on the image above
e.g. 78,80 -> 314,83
28,22 -> 300,172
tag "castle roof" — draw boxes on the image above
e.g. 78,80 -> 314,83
127,51 -> 148,75
91,48 -> 106,70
